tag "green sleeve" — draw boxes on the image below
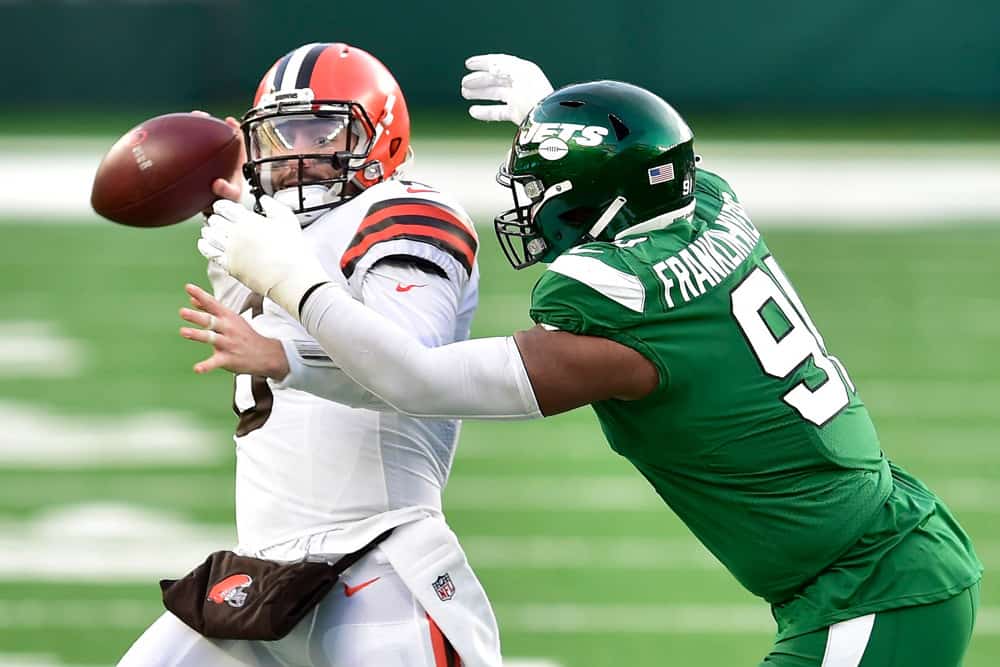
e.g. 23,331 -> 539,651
528,251 -> 670,390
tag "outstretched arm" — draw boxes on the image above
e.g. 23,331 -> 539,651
197,197 -> 658,418
294,281 -> 657,418
180,260 -> 466,412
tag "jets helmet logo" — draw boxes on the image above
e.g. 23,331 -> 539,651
516,122 -> 609,161
207,573 -> 254,608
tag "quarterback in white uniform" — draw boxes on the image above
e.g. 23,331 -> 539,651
118,43 -> 499,667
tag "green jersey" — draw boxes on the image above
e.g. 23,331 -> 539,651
529,169 -> 981,638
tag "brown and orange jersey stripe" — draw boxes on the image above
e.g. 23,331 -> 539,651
426,613 -> 461,667
341,198 -> 478,280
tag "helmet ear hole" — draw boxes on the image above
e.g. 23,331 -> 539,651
558,205 -> 600,226
389,137 -> 402,157
608,113 -> 630,140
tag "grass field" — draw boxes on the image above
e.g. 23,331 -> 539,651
0,216 -> 998,666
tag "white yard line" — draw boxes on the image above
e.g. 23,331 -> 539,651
861,380 -> 1000,420
0,525 -> 715,581
0,321 -> 84,378
463,536 -> 718,570
446,475 -> 1000,514
0,503 -> 998,581
444,475 -> 663,511
2,138 -> 999,224
0,401 -> 221,466
0,504 -> 234,581
930,479 -> 1000,511
457,421 -> 1000,464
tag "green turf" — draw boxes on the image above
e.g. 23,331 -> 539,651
0,219 -> 997,665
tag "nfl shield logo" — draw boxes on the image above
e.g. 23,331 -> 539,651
432,573 -> 456,601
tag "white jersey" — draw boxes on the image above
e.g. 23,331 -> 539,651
209,178 -> 480,558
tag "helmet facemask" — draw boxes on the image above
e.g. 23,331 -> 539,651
495,160 -> 628,270
241,94 -> 378,224
494,161 -> 575,269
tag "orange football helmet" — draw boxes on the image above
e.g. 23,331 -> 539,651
241,43 -> 411,221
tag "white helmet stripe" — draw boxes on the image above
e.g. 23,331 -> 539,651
293,44 -> 328,90
278,43 -> 320,90
262,64 -> 277,95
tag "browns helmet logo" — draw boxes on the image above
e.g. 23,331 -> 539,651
207,573 -> 253,608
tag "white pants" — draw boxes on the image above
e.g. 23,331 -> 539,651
117,546 -> 461,667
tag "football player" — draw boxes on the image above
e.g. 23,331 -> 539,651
119,43 -> 500,667
195,56 -> 982,666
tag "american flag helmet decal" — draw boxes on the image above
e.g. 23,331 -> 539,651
648,163 -> 675,185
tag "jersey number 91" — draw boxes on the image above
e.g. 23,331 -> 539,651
731,256 -> 856,427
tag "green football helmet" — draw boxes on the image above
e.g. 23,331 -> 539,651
495,80 -> 697,268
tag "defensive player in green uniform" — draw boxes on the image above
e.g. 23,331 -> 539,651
192,64 -> 981,665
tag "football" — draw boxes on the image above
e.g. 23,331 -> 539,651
90,113 -> 242,228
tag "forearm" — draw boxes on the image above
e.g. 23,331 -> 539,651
276,261 -> 458,412
299,283 -> 541,420
273,338 -> 389,410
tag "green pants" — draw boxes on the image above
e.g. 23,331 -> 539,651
761,583 -> 979,666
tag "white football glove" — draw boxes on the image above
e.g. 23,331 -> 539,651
461,54 -> 554,125
198,196 -> 330,317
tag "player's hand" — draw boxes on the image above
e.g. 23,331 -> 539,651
462,54 -> 554,124
179,284 -> 290,379
191,111 -> 244,210
213,116 -> 244,201
198,196 -> 330,317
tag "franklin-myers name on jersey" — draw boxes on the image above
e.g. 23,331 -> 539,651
652,193 -> 761,309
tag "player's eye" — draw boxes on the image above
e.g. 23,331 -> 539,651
314,133 -> 338,148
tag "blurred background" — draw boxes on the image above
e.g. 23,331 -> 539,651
0,1 -> 998,665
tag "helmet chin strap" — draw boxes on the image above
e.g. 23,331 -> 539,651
586,196 -> 628,240
273,185 -> 339,226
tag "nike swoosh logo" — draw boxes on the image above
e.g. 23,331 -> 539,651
395,283 -> 427,292
343,577 -> 380,597
406,186 -> 436,193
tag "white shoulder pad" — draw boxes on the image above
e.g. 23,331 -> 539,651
547,252 -> 646,313
339,179 -> 479,296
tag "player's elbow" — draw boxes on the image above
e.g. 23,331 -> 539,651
363,348 -> 437,416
